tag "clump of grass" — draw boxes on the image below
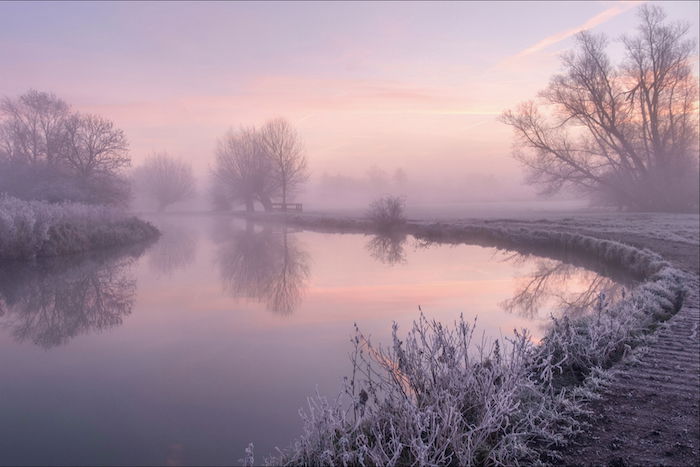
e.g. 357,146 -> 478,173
0,195 -> 159,259
366,196 -> 406,232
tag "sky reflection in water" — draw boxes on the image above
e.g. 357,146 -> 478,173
0,216 -> 627,466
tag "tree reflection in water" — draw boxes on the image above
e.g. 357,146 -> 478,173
216,220 -> 310,315
0,245 -> 147,348
365,231 -> 408,265
500,253 -> 626,319
147,221 -> 197,276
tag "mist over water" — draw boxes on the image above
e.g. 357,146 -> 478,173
0,215 -> 630,465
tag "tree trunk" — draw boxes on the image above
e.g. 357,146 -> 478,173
260,197 -> 273,212
282,184 -> 287,212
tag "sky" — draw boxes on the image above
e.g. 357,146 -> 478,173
1,0 -> 698,201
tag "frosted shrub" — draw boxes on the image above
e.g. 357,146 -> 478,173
366,196 -> 406,232
269,316 -> 581,466
0,196 -> 158,259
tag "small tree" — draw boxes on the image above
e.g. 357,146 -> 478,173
259,118 -> 308,210
136,152 -> 196,211
501,5 -> 699,212
366,195 -> 406,231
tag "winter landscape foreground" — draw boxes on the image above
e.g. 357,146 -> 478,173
231,208 -> 698,466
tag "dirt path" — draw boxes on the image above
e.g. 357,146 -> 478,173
474,217 -> 700,466
556,277 -> 700,466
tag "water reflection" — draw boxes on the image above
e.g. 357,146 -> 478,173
500,253 -> 626,319
216,221 -> 310,314
0,217 -> 637,466
0,246 -> 146,348
365,231 -> 408,265
147,222 -> 198,275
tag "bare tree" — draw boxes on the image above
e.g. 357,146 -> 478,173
259,118 -> 308,210
0,90 -> 70,165
501,5 -> 699,212
0,90 -> 132,206
136,152 -> 196,211
366,195 -> 407,231
212,127 -> 278,212
63,113 -> 129,179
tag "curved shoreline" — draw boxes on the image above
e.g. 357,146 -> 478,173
236,210 -> 697,465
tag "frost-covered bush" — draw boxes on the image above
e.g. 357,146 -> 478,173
366,196 -> 406,231
267,316 -> 581,466
0,195 -> 158,259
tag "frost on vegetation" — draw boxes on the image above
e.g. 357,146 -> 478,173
267,316 -> 583,466
256,224 -> 687,466
0,195 -> 158,259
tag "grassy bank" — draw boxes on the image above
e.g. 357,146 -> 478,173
0,196 -> 159,260
236,212 -> 688,465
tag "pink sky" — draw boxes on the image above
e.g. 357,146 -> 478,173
1,1 -> 697,200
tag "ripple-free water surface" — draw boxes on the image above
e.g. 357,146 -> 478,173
0,215 -> 627,466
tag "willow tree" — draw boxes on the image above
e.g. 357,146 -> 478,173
212,127 -> 278,212
502,5 -> 699,212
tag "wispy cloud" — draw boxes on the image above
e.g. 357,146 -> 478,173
516,1 -> 642,57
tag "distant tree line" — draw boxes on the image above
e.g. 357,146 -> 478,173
0,90 -> 131,205
211,118 -> 308,212
502,5 -> 699,212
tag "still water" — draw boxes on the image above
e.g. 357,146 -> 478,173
0,215 -> 626,466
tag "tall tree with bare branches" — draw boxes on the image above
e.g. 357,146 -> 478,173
259,118 -> 308,210
501,5 -> 698,212
0,90 -> 70,165
63,113 -> 129,179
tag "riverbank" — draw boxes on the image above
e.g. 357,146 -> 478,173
0,196 -> 159,260
237,209 -> 699,465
